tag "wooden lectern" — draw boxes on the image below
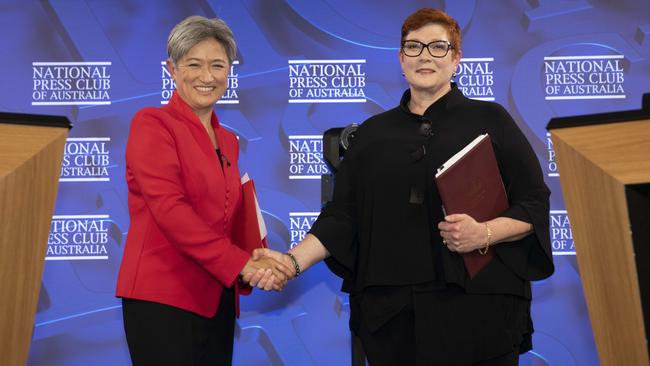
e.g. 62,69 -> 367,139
0,113 -> 71,366
547,93 -> 650,366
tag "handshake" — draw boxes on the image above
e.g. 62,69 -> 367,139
240,248 -> 298,291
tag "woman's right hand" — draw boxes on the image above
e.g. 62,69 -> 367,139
240,254 -> 293,291
242,234 -> 329,291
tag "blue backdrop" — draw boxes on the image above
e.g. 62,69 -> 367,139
3,0 -> 649,365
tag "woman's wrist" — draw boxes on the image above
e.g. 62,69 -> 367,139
284,251 -> 301,278
285,234 -> 329,277
478,222 -> 492,255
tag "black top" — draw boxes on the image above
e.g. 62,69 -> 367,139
216,148 -> 224,169
310,84 -> 554,298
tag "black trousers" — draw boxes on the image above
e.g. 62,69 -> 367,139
122,287 -> 235,366
352,287 -> 525,366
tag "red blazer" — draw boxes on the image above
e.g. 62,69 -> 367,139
116,92 -> 250,318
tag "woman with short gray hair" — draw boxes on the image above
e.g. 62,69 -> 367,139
167,15 -> 237,65
116,15 -> 292,365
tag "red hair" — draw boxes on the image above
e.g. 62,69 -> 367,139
401,8 -> 461,52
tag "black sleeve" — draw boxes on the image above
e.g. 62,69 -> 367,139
491,104 -> 554,281
309,127 -> 364,280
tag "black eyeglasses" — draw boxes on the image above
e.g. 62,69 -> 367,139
401,40 -> 454,58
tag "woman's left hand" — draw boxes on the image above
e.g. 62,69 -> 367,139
438,214 -> 486,253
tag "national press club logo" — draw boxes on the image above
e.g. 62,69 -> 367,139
456,58 -> 495,101
161,60 -> 239,104
288,135 -> 329,179
543,55 -> 625,100
545,133 -> 558,177
550,210 -> 574,255
60,137 -> 111,182
288,59 -> 366,103
289,212 -> 319,248
47,214 -> 111,260
32,62 -> 111,105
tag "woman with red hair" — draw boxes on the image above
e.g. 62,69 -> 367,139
252,8 -> 553,365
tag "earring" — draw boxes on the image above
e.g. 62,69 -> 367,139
452,71 -> 457,77
402,72 -> 405,76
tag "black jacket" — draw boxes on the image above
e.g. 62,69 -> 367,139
310,84 -> 554,298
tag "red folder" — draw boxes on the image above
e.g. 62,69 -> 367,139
232,173 -> 268,254
232,174 -> 268,298
232,174 -> 268,300
434,134 -> 509,278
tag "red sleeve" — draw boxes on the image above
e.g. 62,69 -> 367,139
126,110 -> 249,287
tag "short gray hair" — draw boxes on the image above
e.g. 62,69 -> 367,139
167,15 -> 237,65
